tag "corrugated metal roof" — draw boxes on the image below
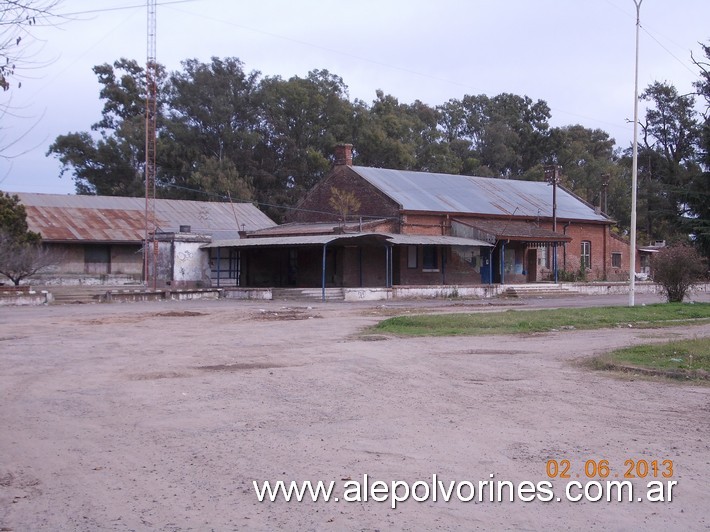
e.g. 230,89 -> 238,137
204,235 -> 339,248
351,166 -> 609,222
204,233 -> 491,248
15,193 -> 276,242
454,219 -> 571,242
249,219 -> 391,237
383,234 -> 491,247
249,222 -> 345,236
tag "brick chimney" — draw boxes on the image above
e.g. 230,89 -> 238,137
334,143 -> 353,166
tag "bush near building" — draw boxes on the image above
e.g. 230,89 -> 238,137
651,244 -> 707,302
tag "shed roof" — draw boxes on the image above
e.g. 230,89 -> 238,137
247,219 -> 389,237
454,219 -> 572,243
351,166 -> 609,223
15,193 -> 276,243
204,233 -> 492,249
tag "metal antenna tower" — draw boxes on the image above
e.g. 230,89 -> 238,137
144,0 -> 158,287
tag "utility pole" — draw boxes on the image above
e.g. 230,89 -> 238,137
629,0 -> 642,306
601,174 -> 610,214
144,0 -> 158,289
545,165 -> 561,283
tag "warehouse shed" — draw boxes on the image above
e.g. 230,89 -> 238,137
12,193 -> 276,285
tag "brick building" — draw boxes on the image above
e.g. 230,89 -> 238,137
207,144 -> 630,289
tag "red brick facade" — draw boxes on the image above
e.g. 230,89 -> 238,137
290,165 -> 400,225
283,147 -> 631,285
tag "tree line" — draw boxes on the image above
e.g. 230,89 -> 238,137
46,47 -> 710,257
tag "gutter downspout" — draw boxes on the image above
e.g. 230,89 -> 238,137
603,223 -> 608,280
216,247 -> 221,288
384,245 -> 392,288
500,241 -> 506,285
359,246 -> 363,287
441,247 -> 446,285
563,222 -> 572,271
321,243 -> 327,302
489,246 -> 493,286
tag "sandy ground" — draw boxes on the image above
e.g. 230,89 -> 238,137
1,293 -> 709,531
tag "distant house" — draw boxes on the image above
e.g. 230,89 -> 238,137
637,240 -> 667,280
13,193 -> 276,285
206,144 -> 629,289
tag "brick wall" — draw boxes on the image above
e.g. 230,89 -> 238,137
400,213 -> 449,236
396,245 -> 484,285
289,161 -> 630,284
289,165 -> 400,224
535,222 -> 629,281
402,213 -> 627,282
342,246 -> 388,287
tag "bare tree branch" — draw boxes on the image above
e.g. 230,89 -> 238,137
0,1 -> 62,91
0,231 -> 63,285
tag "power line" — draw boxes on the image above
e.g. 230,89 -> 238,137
54,0 -> 197,18
641,26 -> 699,78
161,183 -> 396,221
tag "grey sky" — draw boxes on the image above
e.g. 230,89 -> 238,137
1,0 -> 708,195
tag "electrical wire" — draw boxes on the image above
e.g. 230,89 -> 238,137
161,182 -> 397,220
53,0 -> 198,19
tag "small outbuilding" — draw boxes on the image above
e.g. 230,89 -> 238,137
13,193 -> 276,286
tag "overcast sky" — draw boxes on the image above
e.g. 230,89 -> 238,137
1,0 -> 708,195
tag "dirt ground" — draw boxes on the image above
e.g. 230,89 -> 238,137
1,292 -> 709,531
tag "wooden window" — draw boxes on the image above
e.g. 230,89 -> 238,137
407,246 -> 417,268
422,246 -> 439,271
538,245 -> 548,268
581,241 -> 591,270
611,252 -> 622,268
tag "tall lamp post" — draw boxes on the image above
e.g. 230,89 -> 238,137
629,0 -> 642,306
544,165 -> 561,283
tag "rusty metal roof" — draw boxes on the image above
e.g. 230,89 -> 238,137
352,166 -> 609,222
15,193 -> 276,243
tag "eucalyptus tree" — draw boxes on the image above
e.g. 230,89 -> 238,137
161,57 -> 261,201
47,58 -> 166,196
437,93 -> 551,177
545,125 -> 619,207
634,81 -> 702,243
353,90 -> 450,172
689,42 -> 710,256
254,69 -> 356,219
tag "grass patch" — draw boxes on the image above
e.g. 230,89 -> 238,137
371,303 -> 710,337
591,337 -> 710,382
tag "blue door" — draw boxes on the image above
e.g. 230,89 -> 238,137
480,250 -> 492,284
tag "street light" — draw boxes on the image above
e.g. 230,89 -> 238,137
629,0 -> 642,306
544,165 -> 561,283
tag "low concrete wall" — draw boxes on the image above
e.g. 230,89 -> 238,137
0,289 -> 53,306
25,274 -> 142,287
570,282 -> 657,295
102,288 -> 222,303
392,285 -> 502,300
222,288 -> 272,300
344,288 -> 393,301
346,282 -> 710,300
344,285 -> 502,301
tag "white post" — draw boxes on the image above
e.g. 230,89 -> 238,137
629,0 -> 642,306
